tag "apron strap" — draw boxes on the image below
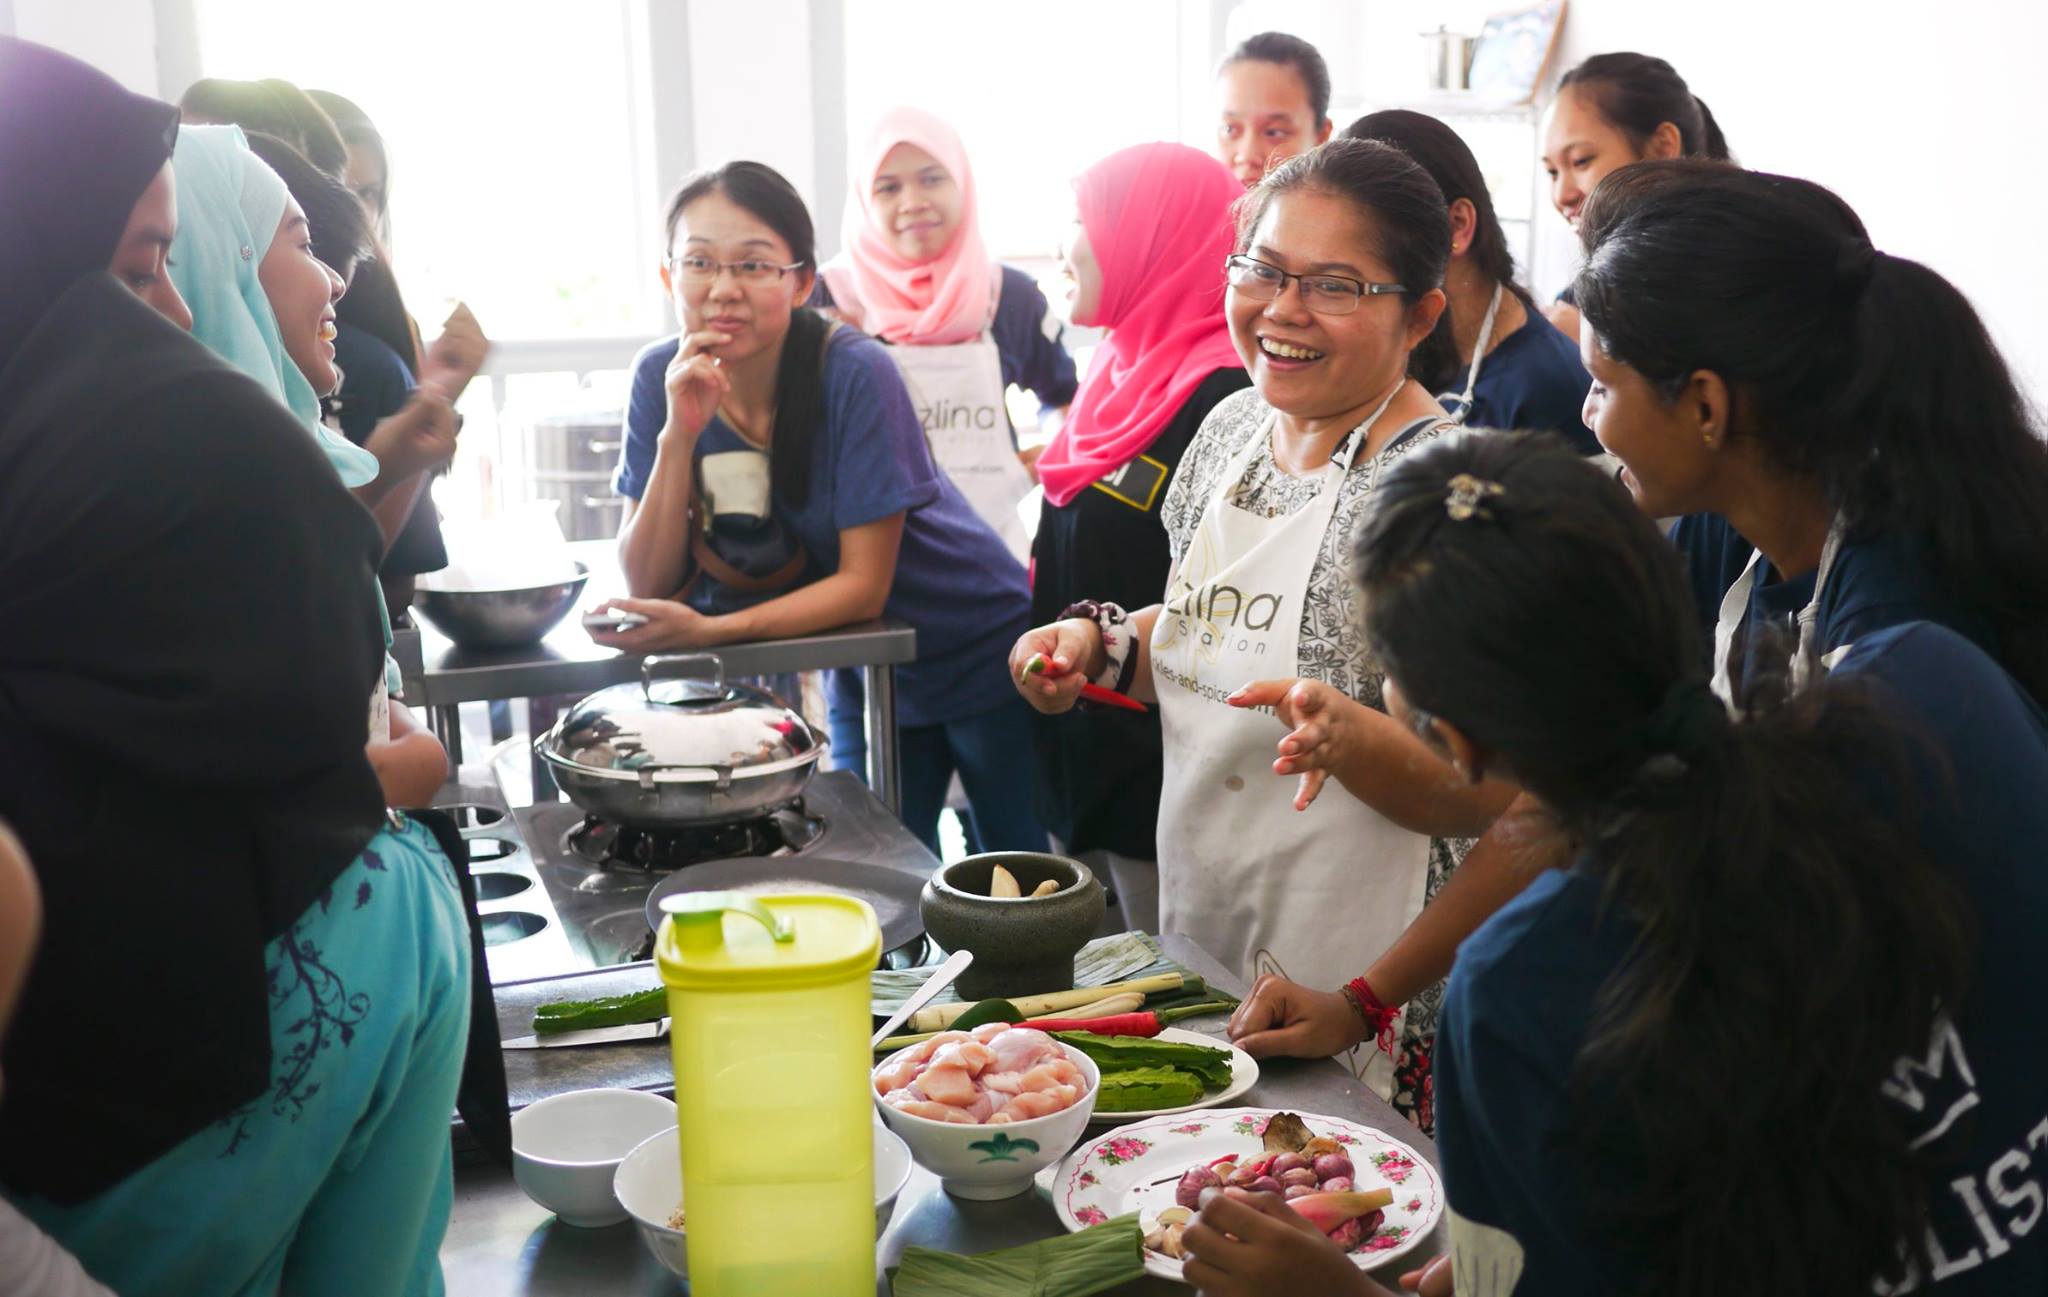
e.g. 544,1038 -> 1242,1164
1711,518 -> 1846,705
1443,283 -> 1504,425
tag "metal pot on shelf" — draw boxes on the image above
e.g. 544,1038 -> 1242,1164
535,654 -> 827,827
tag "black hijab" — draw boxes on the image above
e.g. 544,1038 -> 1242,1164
0,38 -> 179,368
0,40 -> 390,1201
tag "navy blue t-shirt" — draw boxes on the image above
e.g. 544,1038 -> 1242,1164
1672,513 -> 1998,675
1435,622 -> 2048,1295
1441,311 -> 1598,456
329,321 -> 447,576
811,265 -> 1079,428
614,328 -> 1029,727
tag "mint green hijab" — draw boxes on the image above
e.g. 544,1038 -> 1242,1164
168,124 -> 378,488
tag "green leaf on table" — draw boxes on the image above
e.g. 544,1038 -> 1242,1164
888,1214 -> 1143,1297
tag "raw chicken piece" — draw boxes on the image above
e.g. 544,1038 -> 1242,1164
985,1028 -> 1060,1074
883,1093 -> 978,1123
918,1060 -> 979,1107
874,1031 -> 970,1095
929,1040 -> 995,1077
989,1085 -> 1078,1123
1015,1060 -> 1082,1093
981,1071 -> 1025,1095
970,1022 -> 1011,1043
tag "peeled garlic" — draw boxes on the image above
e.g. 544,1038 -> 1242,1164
1030,879 -> 1059,898
990,864 -> 1021,898
1156,1206 -> 1193,1226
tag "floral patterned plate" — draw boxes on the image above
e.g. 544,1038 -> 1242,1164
1084,1028 -> 1260,1122
1050,1107 -> 1443,1282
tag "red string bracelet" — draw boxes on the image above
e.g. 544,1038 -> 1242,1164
1343,977 -> 1400,1056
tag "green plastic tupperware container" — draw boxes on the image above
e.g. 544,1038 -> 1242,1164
656,891 -> 881,1297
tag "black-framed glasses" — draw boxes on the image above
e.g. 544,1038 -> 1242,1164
1225,253 -> 1405,315
666,254 -> 807,285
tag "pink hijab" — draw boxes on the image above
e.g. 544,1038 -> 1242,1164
1038,143 -> 1245,508
820,107 -> 993,346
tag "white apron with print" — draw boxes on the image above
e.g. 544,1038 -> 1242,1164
1151,410 -> 1432,1095
887,338 -> 1034,564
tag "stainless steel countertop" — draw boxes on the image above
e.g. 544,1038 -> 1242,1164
443,934 -> 1443,1295
397,540 -> 918,707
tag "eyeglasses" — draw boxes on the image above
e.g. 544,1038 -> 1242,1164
666,254 -> 807,285
1225,253 -> 1406,316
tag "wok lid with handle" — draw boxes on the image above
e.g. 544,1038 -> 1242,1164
536,653 -> 826,788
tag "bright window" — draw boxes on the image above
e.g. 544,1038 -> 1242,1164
189,0 -> 659,340
840,1 -> 1192,261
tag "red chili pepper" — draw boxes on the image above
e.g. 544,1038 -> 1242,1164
1021,1012 -> 1165,1037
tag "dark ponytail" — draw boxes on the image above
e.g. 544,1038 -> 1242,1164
664,160 -> 830,508
1241,137 -> 1459,393
1343,108 -> 1536,315
1557,52 -> 1732,162
1576,160 -> 2048,706
1354,431 -> 1972,1297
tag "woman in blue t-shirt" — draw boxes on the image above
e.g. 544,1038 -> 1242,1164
1345,109 -> 1596,455
1183,433 -> 2048,1297
598,161 -> 1043,855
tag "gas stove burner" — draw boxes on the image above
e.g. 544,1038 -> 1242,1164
562,803 -> 827,873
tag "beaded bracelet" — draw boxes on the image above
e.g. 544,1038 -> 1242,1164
1058,599 -> 1136,694
1342,976 -> 1401,1057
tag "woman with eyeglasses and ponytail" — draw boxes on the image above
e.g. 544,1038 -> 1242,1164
1182,432 -> 2048,1297
598,161 -> 1043,857
1012,139 -> 1512,1122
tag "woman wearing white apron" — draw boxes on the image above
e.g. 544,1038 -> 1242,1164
1011,140 -> 1510,1119
815,107 -> 1076,563
1227,161 -> 2048,1115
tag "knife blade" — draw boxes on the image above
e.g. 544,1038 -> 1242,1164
870,949 -> 973,1049
502,1017 -> 671,1050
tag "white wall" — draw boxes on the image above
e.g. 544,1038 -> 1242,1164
1540,0 -> 2048,401
10,0 -> 157,91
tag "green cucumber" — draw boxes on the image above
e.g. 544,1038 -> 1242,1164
532,985 -> 665,1035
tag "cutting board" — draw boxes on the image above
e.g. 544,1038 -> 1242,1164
494,963 -> 673,1112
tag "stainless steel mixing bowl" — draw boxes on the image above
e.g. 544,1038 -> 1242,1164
413,562 -> 590,649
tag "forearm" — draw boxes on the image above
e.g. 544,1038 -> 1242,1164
702,570 -> 888,646
1362,791 -> 1568,1004
1326,702 -> 1516,837
368,704 -> 450,807
364,470 -> 427,554
616,432 -> 697,597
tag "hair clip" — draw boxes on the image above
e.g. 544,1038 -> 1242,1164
1444,473 -> 1505,521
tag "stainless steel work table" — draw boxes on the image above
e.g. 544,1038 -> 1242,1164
441,934 -> 1444,1295
392,541 -> 917,814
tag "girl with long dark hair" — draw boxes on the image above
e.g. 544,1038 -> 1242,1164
1345,109 -> 1595,453
1184,433 -> 2047,1297
600,161 -> 1042,856
1214,31 -> 1334,189
1539,52 -> 1728,339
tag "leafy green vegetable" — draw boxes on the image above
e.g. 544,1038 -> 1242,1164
1093,1067 -> 1206,1113
889,1214 -> 1143,1297
1052,1031 -> 1234,1088
531,986 -> 664,1035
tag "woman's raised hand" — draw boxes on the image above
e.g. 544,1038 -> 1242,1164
1008,618 -> 1103,715
661,330 -> 735,444
1227,973 -> 1367,1060
1228,677 -> 1366,811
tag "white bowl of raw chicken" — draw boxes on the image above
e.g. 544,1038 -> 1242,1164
872,1025 -> 1100,1201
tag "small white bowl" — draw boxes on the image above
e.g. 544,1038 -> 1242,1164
613,1123 -> 913,1280
510,1087 -> 678,1227
871,1040 -> 1100,1200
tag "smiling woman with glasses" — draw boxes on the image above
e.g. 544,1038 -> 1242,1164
1010,138 -> 1513,1127
600,159 -> 1044,860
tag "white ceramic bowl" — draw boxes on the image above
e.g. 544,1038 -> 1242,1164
871,1040 -> 1100,1200
612,1123 -> 914,1281
510,1088 -> 678,1227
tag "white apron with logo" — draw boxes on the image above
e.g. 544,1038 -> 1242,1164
888,337 -> 1034,564
1151,403 -> 1433,1095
